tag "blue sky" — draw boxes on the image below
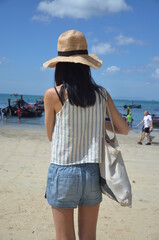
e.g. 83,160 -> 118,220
0,0 -> 159,100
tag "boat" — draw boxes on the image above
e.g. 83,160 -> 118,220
34,98 -> 44,111
124,104 -> 141,109
6,95 -> 43,118
152,114 -> 159,128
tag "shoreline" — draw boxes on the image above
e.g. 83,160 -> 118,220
1,119 -> 159,133
0,120 -> 45,131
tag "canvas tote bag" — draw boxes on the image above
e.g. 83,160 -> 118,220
100,94 -> 132,207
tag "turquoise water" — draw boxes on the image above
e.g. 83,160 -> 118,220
0,93 -> 159,130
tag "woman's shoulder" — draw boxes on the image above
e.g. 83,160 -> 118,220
44,87 -> 60,107
44,88 -> 55,100
44,85 -> 64,106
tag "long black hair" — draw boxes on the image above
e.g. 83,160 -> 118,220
55,62 -> 105,107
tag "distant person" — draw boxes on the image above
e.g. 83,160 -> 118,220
137,111 -> 153,145
4,108 -> 8,122
17,108 -> 22,121
127,106 -> 131,115
126,112 -> 132,127
43,29 -> 129,240
8,98 -> 12,116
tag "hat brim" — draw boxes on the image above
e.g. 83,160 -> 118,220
43,54 -> 102,69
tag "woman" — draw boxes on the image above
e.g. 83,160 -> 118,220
44,30 -> 129,240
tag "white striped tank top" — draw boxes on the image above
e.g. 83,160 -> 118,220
51,90 -> 107,165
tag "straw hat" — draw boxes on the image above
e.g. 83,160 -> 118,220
43,30 -> 102,69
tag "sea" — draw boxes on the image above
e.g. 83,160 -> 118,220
0,93 -> 159,131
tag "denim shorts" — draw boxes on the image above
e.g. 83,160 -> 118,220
45,163 -> 102,208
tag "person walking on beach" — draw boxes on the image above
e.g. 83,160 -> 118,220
126,111 -> 133,127
44,30 -> 129,240
137,111 -> 153,145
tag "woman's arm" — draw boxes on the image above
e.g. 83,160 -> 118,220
106,91 -> 129,135
137,120 -> 144,127
44,89 -> 56,142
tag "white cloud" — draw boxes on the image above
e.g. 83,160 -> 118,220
147,56 -> 159,69
0,57 -> 8,65
103,64 -> 147,75
151,56 -> 159,62
123,65 -> 146,73
106,65 -> 121,74
32,14 -> 51,23
115,34 -> 143,45
105,26 -> 118,33
34,0 -> 131,20
91,43 -> 115,55
151,68 -> 159,79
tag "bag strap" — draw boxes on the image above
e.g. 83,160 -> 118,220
54,87 -> 64,106
105,91 -> 116,137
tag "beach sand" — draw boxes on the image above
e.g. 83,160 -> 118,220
0,124 -> 159,240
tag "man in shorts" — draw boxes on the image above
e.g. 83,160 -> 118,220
137,111 -> 153,145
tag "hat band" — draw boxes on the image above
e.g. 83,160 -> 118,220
58,49 -> 88,56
